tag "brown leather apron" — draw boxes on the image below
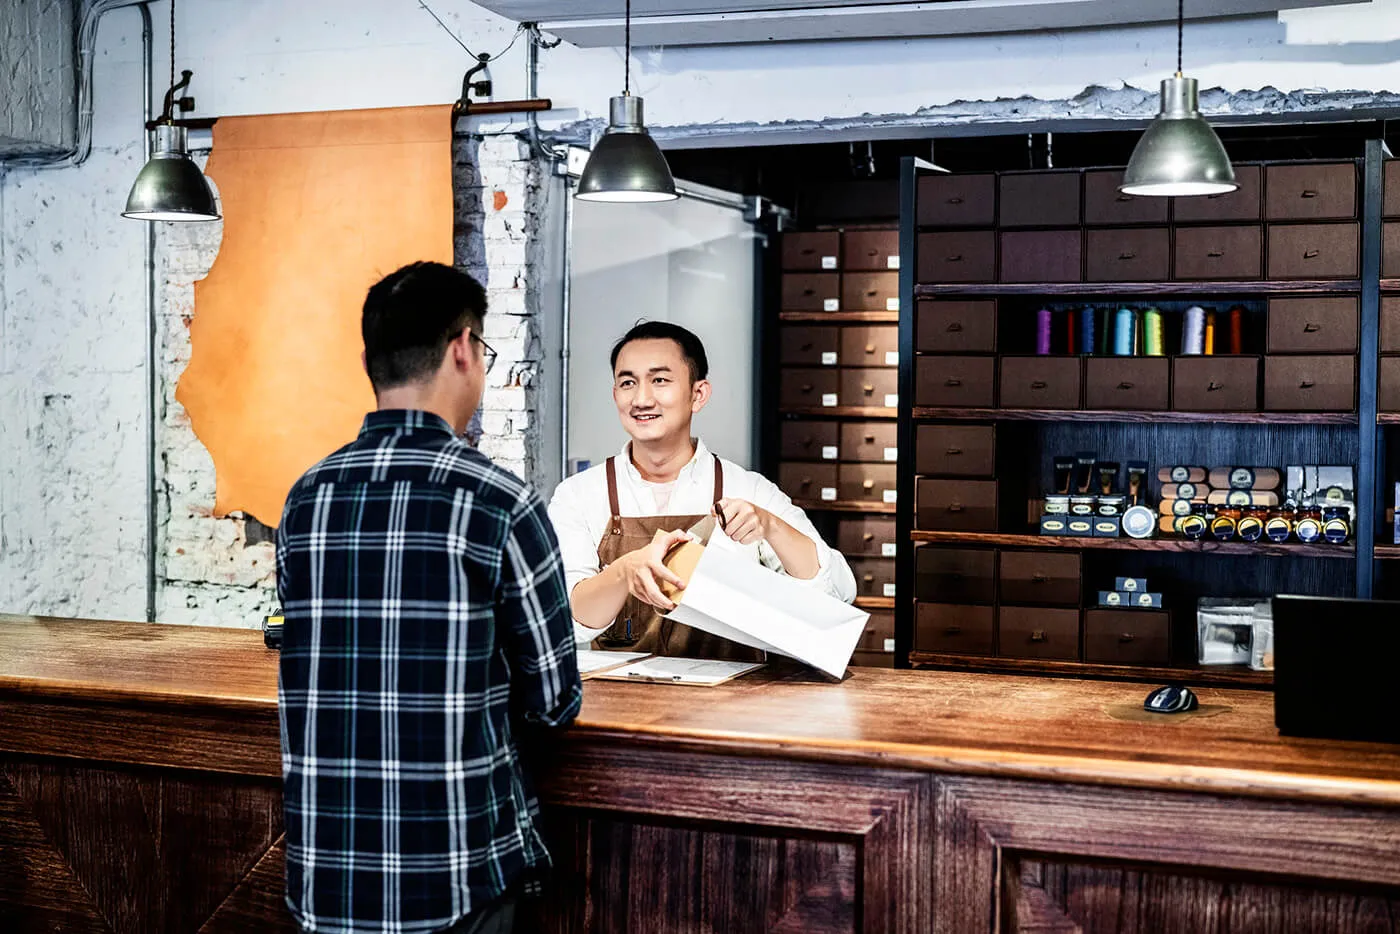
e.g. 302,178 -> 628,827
593,455 -> 764,661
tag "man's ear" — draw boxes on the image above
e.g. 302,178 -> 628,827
448,330 -> 473,371
691,378 -> 712,413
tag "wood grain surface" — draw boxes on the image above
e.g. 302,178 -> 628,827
2,616 -> 1400,806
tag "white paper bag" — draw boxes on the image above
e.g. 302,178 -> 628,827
663,544 -> 869,678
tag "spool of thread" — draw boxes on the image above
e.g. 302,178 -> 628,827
1144,308 -> 1164,356
1182,306 -> 1206,355
1113,307 -> 1135,356
1097,308 -> 1110,355
1036,308 -> 1052,355
1065,309 -> 1076,354
1204,310 -> 1216,355
1228,305 -> 1244,354
1080,307 -> 1096,355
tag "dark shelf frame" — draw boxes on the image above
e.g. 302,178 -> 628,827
793,499 -> 898,515
780,406 -> 898,419
915,280 -> 1362,298
909,530 -> 1354,559
779,310 -> 900,323
907,652 -> 1274,689
910,406 -> 1358,425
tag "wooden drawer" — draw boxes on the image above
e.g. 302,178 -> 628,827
915,603 -> 995,656
998,550 -> 1081,607
842,271 -> 900,312
777,463 -> 838,503
1267,223 -> 1359,279
779,326 -> 841,366
917,300 -> 996,353
999,355 -> 1081,410
1385,223 -> 1400,278
917,173 -> 996,227
779,420 -> 839,461
915,355 -> 996,407
916,478 -> 998,532
999,172 -> 1081,227
1172,164 -> 1262,222
843,229 -> 900,271
1382,296 -> 1400,353
782,231 -> 841,271
839,463 -> 898,503
1267,297 -> 1358,354
856,611 -> 896,655
914,546 -> 996,604
1379,356 -> 1400,413
1174,225 -> 1262,280
1084,170 -> 1168,225
850,557 -> 897,600
998,606 -> 1081,661
915,424 -> 995,477
1264,355 -> 1355,412
1086,228 -> 1169,282
1083,608 -> 1170,665
779,368 -> 840,408
841,325 -> 899,368
1000,230 -> 1082,283
1084,357 -> 1169,410
917,231 -> 996,283
781,273 -> 841,311
838,516 -> 898,559
1172,356 -> 1259,412
840,421 -> 899,464
839,368 -> 899,408
1265,162 -> 1356,220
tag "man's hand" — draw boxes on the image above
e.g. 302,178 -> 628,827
612,528 -> 691,611
714,498 -> 771,547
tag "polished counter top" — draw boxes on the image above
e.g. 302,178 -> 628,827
1,614 -> 1398,806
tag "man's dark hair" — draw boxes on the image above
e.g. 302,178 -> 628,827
609,321 -> 709,384
362,262 -> 487,391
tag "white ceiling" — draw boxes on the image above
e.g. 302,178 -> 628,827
472,0 -> 1366,47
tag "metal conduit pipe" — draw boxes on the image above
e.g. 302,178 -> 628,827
140,2 -> 159,622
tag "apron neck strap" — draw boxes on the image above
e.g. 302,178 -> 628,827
712,455 -> 724,503
607,448 -> 725,525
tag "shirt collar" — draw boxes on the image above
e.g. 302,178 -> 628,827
619,438 -> 711,485
360,409 -> 457,439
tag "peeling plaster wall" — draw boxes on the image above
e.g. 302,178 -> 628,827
4,0 -> 1400,626
0,0 -> 77,155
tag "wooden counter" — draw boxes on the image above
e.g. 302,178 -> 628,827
2,615 -> 1398,932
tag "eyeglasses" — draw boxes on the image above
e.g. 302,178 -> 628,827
466,330 -> 497,374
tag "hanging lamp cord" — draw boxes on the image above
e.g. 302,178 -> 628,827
624,0 -> 631,95
170,0 -> 177,92
1176,0 -> 1184,75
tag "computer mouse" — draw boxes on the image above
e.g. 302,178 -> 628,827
1143,684 -> 1198,714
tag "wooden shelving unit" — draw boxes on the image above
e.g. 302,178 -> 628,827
914,279 -> 1363,298
780,406 -> 898,419
854,596 -> 897,610
906,652 -> 1274,688
779,310 -> 900,323
911,406 -> 1358,425
909,530 -> 1354,559
793,499 -> 897,515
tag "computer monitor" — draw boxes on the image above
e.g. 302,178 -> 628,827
1272,595 -> 1400,744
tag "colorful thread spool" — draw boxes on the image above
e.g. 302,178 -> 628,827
1143,308 -> 1164,356
1228,305 -> 1244,354
1080,307 -> 1096,355
1113,307 -> 1135,356
1182,306 -> 1206,355
1204,310 -> 1216,355
1036,308 -> 1052,355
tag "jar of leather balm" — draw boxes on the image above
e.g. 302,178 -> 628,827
1210,506 -> 1240,542
1264,508 -> 1294,544
1294,506 -> 1323,544
1178,504 -> 1209,541
1321,506 -> 1351,544
1236,506 -> 1267,543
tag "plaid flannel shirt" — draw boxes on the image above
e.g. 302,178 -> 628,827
277,409 -> 581,934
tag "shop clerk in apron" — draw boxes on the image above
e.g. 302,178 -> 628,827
547,322 -> 856,659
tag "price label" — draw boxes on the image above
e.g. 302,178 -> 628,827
886,297 -> 900,311
821,256 -> 837,269
882,489 -> 898,504
884,394 -> 899,408
886,255 -> 900,270
883,638 -> 896,652
821,445 -> 838,460
883,583 -> 898,597
821,351 -> 838,366
885,351 -> 899,366
883,447 -> 898,462
820,487 -> 838,501
881,542 -> 897,557
823,298 -> 840,311
821,393 -> 838,407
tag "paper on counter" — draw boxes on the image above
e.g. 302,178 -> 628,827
593,656 -> 765,686
577,649 -> 651,677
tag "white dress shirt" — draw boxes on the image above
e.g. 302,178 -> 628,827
547,440 -> 858,646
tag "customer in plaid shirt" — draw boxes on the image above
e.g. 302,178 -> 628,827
277,262 -> 581,934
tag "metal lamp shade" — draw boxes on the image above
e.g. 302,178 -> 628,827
576,96 -> 678,203
1120,76 -> 1237,198
123,125 -> 221,221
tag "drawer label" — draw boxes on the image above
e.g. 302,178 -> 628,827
821,393 -> 838,407
821,256 -> 837,269
883,637 -> 896,652
882,489 -> 898,503
821,487 -> 838,501
883,583 -> 898,597
823,298 -> 840,311
821,351 -> 838,365
884,394 -> 899,408
881,542 -> 897,557
885,351 -> 899,366
884,447 -> 898,462
821,445 -> 839,460
886,255 -> 900,270
886,297 -> 900,312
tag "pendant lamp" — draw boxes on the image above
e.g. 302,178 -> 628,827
124,0 -> 220,221
1119,0 -> 1237,198
576,0 -> 678,203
